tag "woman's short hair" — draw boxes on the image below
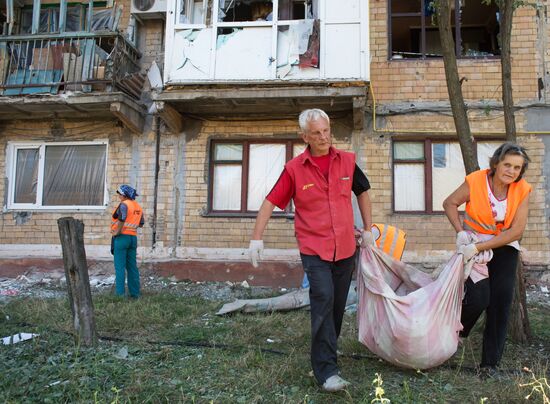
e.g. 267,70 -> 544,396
489,142 -> 531,182
298,109 -> 330,132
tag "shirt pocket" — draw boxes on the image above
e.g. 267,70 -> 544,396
339,176 -> 352,196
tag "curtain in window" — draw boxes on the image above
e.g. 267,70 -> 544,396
14,148 -> 39,204
394,164 -> 424,211
42,145 -> 106,206
213,165 -> 242,210
432,143 -> 464,211
247,144 -> 285,211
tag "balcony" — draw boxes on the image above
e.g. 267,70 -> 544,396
0,32 -> 146,133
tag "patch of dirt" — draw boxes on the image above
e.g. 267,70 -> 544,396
0,266 -> 289,303
1,265 -> 549,308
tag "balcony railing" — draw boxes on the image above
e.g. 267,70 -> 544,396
0,32 -> 141,98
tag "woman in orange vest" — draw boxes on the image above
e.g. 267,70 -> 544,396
443,142 -> 531,377
111,184 -> 144,298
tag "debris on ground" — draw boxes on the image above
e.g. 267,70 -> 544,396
2,332 -> 40,345
0,263 -> 548,310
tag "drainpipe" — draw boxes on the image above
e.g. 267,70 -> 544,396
152,116 -> 161,247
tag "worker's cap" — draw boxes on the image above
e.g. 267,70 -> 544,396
116,184 -> 138,200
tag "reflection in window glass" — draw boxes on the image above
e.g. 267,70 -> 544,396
14,149 -> 39,204
432,143 -> 446,168
394,142 -> 424,160
215,144 -> 243,161
213,165 -> 242,210
180,0 -> 210,24
431,143 -> 464,211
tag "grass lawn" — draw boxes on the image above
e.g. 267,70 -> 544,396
1,289 -> 549,403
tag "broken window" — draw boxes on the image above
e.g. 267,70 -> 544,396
389,0 -> 500,59
392,140 -> 499,213
8,142 -> 108,209
218,0 -> 273,22
209,140 -> 304,214
278,0 -> 315,20
179,0 -> 212,24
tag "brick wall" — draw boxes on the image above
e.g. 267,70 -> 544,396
179,119 -> 354,250
0,120 -> 155,249
370,1 -> 539,103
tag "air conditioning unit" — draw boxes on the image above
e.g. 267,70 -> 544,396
131,0 -> 167,19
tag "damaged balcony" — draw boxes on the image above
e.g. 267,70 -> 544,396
0,0 -> 146,133
165,0 -> 369,83
159,0 -> 369,131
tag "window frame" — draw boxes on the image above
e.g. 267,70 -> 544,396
6,140 -> 109,211
391,137 -> 503,214
387,0 -> 500,61
207,138 -> 304,217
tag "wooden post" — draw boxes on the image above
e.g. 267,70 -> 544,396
57,217 -> 97,346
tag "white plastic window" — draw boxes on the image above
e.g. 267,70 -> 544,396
394,164 -> 425,211
394,140 -> 501,213
210,140 -> 304,214
247,144 -> 285,211
7,141 -> 108,210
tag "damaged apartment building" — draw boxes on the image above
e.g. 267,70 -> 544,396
0,0 -> 548,281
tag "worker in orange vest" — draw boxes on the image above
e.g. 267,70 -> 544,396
443,142 -> 531,378
111,184 -> 144,298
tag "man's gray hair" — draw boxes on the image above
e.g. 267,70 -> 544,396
298,109 -> 330,132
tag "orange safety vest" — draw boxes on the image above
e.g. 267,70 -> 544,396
371,223 -> 406,261
111,200 -> 143,236
463,169 -> 531,235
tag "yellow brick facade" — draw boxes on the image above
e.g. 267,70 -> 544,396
0,120 -> 156,249
366,0 -> 550,265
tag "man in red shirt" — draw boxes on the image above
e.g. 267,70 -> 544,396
249,108 -> 374,392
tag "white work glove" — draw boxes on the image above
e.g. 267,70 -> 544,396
360,230 -> 376,248
456,231 -> 471,249
459,243 -> 479,264
249,240 -> 264,268
474,248 -> 493,264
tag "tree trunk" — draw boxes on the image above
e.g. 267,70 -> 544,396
436,0 -> 479,174
509,259 -> 531,343
499,0 -> 531,342
500,0 -> 517,142
57,217 -> 97,346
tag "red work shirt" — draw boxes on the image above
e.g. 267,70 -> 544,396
267,146 -> 357,261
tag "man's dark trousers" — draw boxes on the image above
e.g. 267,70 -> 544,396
300,252 -> 355,384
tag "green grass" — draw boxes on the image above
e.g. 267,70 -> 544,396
1,291 -> 549,403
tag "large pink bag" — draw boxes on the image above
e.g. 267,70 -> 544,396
357,246 -> 466,369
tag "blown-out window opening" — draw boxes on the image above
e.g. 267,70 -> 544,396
388,0 -> 500,60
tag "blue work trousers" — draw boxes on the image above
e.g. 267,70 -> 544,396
113,234 -> 140,298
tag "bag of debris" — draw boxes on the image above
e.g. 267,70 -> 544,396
357,245 -> 467,369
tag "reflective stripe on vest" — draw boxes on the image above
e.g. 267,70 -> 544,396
371,223 -> 406,261
111,205 -> 120,233
120,200 -> 142,236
